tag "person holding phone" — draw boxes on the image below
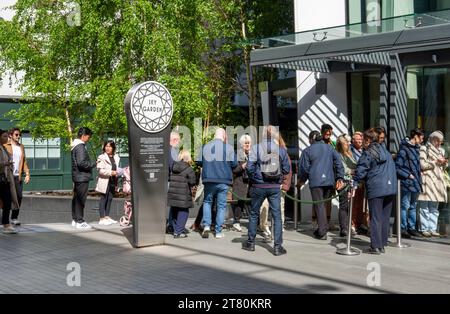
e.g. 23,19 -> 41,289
417,131 -> 448,237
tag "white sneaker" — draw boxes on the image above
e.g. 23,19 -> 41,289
11,219 -> 21,226
215,232 -> 225,239
99,219 -> 112,226
71,220 -> 76,227
2,226 -> 17,234
202,226 -> 210,238
232,223 -> 242,232
106,218 -> 118,224
75,222 -> 92,229
261,226 -> 271,236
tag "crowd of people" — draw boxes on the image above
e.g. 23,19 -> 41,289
1,123 -> 448,257
166,124 -> 449,256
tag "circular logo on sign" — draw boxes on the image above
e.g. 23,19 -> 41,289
130,81 -> 173,133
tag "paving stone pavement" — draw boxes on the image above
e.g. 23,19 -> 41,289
0,219 -> 449,294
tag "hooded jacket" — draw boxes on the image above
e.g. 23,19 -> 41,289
395,138 -> 422,193
353,142 -> 398,199
167,161 -> 197,208
71,139 -> 96,183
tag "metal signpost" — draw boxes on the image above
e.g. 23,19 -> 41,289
124,81 -> 173,247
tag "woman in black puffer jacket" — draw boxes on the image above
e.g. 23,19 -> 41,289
168,150 -> 197,238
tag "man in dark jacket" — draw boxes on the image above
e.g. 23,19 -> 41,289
71,127 -> 97,229
395,128 -> 424,237
242,126 -> 290,256
353,129 -> 398,254
197,128 -> 237,239
298,131 -> 344,240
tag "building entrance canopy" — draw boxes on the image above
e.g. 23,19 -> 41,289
250,9 -> 450,73
250,9 -> 450,153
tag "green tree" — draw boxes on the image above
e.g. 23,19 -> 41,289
208,0 -> 294,127
0,0 -> 217,147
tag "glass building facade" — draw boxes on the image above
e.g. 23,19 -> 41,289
346,0 -> 450,235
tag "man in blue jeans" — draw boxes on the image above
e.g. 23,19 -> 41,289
242,126 -> 290,256
395,128 -> 424,238
197,128 -> 237,239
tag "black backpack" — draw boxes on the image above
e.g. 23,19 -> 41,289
260,146 -> 282,182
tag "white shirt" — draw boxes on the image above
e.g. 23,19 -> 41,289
12,144 -> 22,176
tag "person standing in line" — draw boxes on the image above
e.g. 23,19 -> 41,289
95,140 -> 120,226
242,126 -> 290,256
197,128 -> 237,239
353,128 -> 398,254
231,134 -> 252,232
350,131 -> 369,235
350,132 -> 364,162
298,130 -> 344,240
335,134 -> 357,237
0,129 -> 19,234
168,150 -> 197,238
71,127 -> 97,229
417,131 -> 448,237
259,133 -> 292,237
375,126 -> 387,145
167,131 -> 181,234
321,124 -> 338,229
395,128 -> 424,238
4,127 -> 30,226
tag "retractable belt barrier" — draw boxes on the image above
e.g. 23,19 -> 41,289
231,184 -> 351,204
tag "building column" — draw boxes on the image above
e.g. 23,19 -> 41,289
389,53 -> 408,153
380,67 -> 390,141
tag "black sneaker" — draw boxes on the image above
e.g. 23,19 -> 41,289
365,247 -> 381,255
273,246 -> 287,256
408,229 -> 422,237
242,242 -> 255,252
400,230 -> 412,238
313,230 -> 327,240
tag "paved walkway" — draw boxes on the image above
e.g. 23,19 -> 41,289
0,220 -> 449,294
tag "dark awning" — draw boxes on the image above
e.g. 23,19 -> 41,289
250,9 -> 450,72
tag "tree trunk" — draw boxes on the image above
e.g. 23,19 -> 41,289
65,105 -> 73,145
240,8 -> 257,127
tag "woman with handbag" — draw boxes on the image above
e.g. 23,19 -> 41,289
0,129 -> 19,234
417,131 -> 448,237
95,140 -> 121,226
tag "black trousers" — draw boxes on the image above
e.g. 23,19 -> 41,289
232,200 -> 247,223
99,184 -> 114,218
1,182 -> 12,225
11,176 -> 23,219
369,195 -> 394,249
310,186 -> 333,236
338,188 -> 349,232
72,182 -> 89,223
